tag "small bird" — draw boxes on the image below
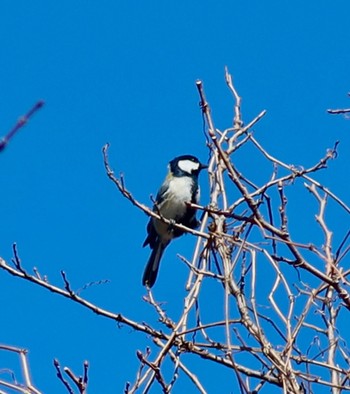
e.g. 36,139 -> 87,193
142,155 -> 208,288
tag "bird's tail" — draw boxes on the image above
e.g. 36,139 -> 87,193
142,240 -> 167,288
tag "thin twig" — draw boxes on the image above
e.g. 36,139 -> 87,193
0,100 -> 44,151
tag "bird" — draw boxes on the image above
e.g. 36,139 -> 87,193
142,155 -> 208,288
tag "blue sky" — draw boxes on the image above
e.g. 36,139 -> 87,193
1,1 -> 350,393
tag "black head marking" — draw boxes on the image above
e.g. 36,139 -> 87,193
169,155 -> 207,177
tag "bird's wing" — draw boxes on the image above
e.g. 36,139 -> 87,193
143,218 -> 158,248
143,180 -> 170,248
155,181 -> 169,205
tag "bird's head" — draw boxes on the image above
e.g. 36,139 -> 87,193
169,155 -> 208,177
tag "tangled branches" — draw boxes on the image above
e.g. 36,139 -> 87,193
106,70 -> 350,393
0,70 -> 349,393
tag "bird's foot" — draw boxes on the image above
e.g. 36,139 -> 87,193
169,218 -> 176,227
167,219 -> 177,233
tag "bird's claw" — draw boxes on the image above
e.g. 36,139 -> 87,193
168,219 -> 176,231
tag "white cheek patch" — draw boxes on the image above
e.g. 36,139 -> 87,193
178,159 -> 200,174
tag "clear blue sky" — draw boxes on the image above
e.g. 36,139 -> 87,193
1,1 -> 349,393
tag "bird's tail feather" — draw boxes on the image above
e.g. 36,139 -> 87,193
142,241 -> 167,288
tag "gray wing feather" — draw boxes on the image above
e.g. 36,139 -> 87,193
155,180 -> 169,205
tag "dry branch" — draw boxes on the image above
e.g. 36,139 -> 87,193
1,72 -> 349,393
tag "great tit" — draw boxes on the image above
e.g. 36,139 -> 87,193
142,155 -> 207,288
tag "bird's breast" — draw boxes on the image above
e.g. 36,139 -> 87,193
160,177 -> 194,217
153,176 -> 198,241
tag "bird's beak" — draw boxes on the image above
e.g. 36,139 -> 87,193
199,163 -> 208,171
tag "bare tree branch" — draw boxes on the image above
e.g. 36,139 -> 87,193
1,72 -> 349,393
0,100 -> 44,152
